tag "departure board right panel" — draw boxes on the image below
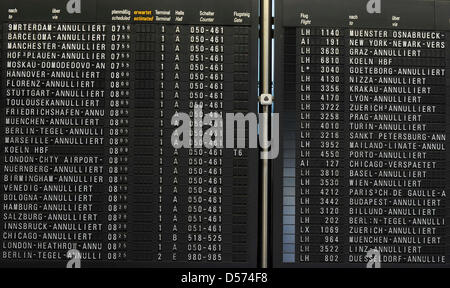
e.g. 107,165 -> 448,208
274,0 -> 450,268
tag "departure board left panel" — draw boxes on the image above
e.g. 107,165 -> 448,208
0,0 -> 258,268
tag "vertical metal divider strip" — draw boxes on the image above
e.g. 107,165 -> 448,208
260,0 -> 273,269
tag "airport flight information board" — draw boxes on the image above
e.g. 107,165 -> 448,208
274,0 -> 450,267
0,0 -> 259,267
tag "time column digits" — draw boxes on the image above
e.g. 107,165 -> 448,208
106,23 -> 132,262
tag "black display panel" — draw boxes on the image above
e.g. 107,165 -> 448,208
274,0 -> 450,267
0,0 -> 259,268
